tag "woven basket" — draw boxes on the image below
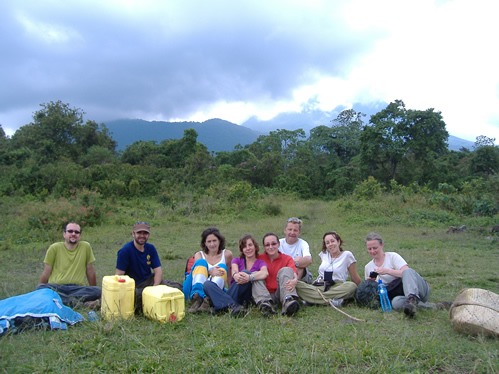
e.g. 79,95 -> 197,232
450,288 -> 499,337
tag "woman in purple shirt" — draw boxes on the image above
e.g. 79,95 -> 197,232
203,234 -> 269,316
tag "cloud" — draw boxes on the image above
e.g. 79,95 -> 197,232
0,0 -> 497,142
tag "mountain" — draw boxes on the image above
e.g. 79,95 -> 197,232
241,103 -> 386,133
447,135 -> 474,151
105,118 -> 263,152
104,116 -> 474,153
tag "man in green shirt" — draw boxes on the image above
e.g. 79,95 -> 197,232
37,222 -> 101,308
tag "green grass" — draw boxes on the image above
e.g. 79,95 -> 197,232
0,194 -> 498,373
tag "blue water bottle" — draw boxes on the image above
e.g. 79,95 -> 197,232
88,310 -> 99,322
378,279 -> 392,312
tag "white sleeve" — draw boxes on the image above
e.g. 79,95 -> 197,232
300,239 -> 311,257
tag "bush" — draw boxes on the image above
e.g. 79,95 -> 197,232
353,176 -> 383,199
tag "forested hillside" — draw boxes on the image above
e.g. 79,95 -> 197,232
0,100 -> 497,222
105,118 -> 262,152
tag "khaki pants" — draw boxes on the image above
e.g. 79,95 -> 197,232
296,280 -> 357,305
252,267 -> 298,312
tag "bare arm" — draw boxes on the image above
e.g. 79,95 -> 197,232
231,263 -> 239,278
253,266 -> 269,281
225,250 -> 233,285
86,263 -> 97,286
39,263 -> 52,284
294,255 -> 312,269
348,263 -> 362,285
234,266 -> 269,284
152,266 -> 163,286
115,269 -> 126,275
376,264 -> 409,279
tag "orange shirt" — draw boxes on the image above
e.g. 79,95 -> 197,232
258,252 -> 297,293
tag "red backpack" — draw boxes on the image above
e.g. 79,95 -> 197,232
184,255 -> 196,278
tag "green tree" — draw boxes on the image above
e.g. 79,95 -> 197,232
360,100 -> 448,185
470,145 -> 498,176
473,135 -> 496,149
121,140 -> 160,165
9,101 -> 116,164
329,109 -> 365,164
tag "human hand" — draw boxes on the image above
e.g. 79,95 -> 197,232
285,279 -> 297,291
234,272 -> 249,284
211,266 -> 224,277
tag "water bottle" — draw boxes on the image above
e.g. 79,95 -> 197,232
87,310 -> 100,322
378,279 -> 392,312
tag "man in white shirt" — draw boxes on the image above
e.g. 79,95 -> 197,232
279,217 -> 313,284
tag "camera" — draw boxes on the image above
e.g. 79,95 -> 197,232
369,271 -> 379,279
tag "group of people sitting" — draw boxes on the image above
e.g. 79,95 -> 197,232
36,218 -> 450,319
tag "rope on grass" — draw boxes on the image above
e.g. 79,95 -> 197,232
315,289 -> 366,322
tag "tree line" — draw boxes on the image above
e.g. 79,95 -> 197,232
0,100 -> 497,216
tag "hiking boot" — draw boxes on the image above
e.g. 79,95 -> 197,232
258,300 -> 276,317
197,296 -> 212,313
282,298 -> 300,316
230,304 -> 246,318
187,293 -> 203,313
403,295 -> 418,318
330,298 -> 344,308
436,301 -> 452,310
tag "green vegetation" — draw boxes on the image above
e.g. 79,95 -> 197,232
1,100 -> 498,204
0,100 -> 497,372
0,194 -> 498,373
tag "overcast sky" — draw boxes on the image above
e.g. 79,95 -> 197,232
1,0 -> 498,142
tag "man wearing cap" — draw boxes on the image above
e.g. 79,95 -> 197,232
115,222 -> 181,310
37,222 -> 101,308
279,217 -> 313,284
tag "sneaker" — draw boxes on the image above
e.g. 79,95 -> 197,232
258,301 -> 276,317
187,293 -> 203,313
329,298 -> 344,308
403,295 -> 418,318
197,296 -> 212,313
282,299 -> 300,316
230,304 -> 246,318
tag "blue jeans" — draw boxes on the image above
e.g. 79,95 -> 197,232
36,284 -> 101,307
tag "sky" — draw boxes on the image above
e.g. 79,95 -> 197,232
1,0 -> 498,143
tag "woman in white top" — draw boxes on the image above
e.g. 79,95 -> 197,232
184,227 -> 233,313
296,231 -> 361,307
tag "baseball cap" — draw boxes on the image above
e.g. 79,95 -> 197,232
133,221 -> 150,233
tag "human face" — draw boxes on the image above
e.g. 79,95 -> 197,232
64,223 -> 81,244
284,222 -> 301,244
263,235 -> 280,258
324,234 -> 341,256
133,230 -> 150,246
242,239 -> 256,258
366,240 -> 384,260
205,234 -> 220,253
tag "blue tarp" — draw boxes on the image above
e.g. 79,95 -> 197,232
0,288 -> 84,336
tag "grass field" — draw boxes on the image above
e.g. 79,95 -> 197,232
0,194 -> 498,373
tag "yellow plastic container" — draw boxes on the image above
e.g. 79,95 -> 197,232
142,285 -> 185,322
101,275 -> 135,320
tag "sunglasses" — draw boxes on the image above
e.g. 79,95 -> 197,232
66,230 -> 81,234
287,217 -> 302,224
264,242 -> 279,247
